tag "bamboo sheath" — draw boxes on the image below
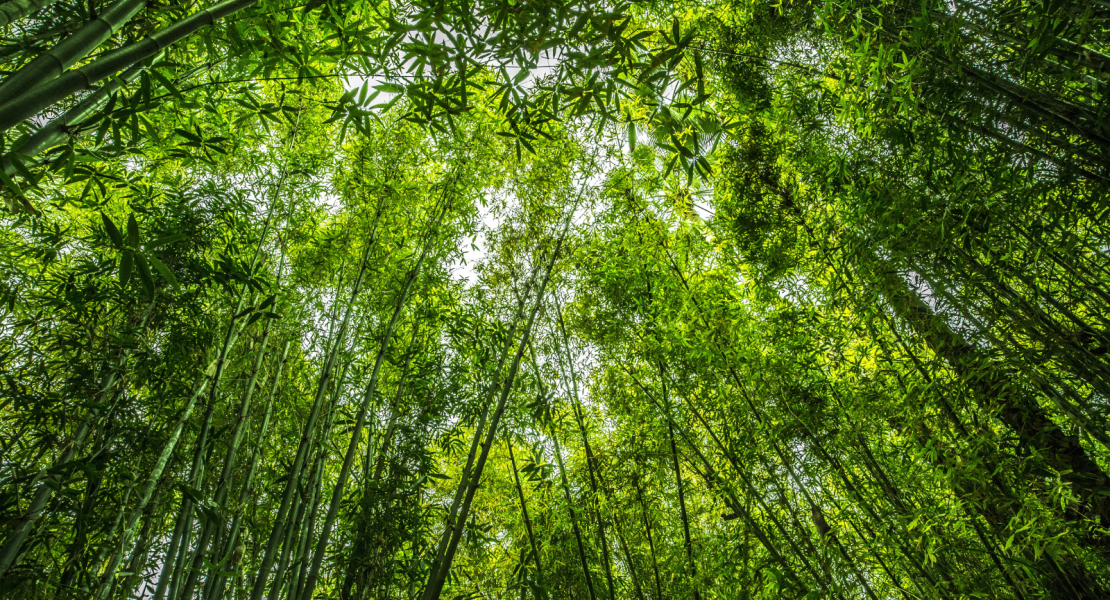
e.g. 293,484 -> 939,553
0,0 -> 260,133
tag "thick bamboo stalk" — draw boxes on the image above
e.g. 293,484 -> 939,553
0,50 -> 162,179
0,0 -> 148,107
0,0 -> 260,133
0,0 -> 61,27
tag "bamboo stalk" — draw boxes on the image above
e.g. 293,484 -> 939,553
300,197 -> 453,600
0,0 -> 61,27
422,183 -> 580,600
94,376 -> 211,598
0,0 -> 261,133
0,0 -> 148,107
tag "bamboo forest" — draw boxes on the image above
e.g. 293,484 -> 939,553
3,0 -> 1110,598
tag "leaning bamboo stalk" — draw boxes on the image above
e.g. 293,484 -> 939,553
423,191 -> 577,600
869,257 -> 1110,529
0,0 -> 147,107
507,435 -> 543,582
621,366 -> 809,592
552,300 -> 615,599
179,317 -> 279,599
206,341 -> 291,600
152,488 -> 190,600
182,219 -> 296,599
249,227 -> 376,600
632,475 -> 664,600
0,0 -> 261,133
341,326 -> 423,599
299,198 -> 453,600
552,423 -> 598,600
0,303 -> 152,578
0,56 -> 156,177
0,0 -> 62,27
288,362 -> 349,600
421,234 -> 548,596
94,376 -> 212,598
661,374 -> 701,600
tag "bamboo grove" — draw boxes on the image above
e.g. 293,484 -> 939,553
0,0 -> 1107,598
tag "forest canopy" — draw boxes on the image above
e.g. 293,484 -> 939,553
0,0 -> 1108,598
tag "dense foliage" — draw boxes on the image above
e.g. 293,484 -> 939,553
0,0 -> 1108,598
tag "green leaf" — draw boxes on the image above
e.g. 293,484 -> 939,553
146,232 -> 186,248
102,214 -> 123,247
7,153 -> 38,189
119,249 -> 133,286
127,214 -> 140,248
147,254 -> 179,287
150,69 -> 183,100
135,253 -> 155,297
0,165 -> 23,198
374,82 -> 405,94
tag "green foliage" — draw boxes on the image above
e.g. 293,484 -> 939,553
0,0 -> 1108,599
